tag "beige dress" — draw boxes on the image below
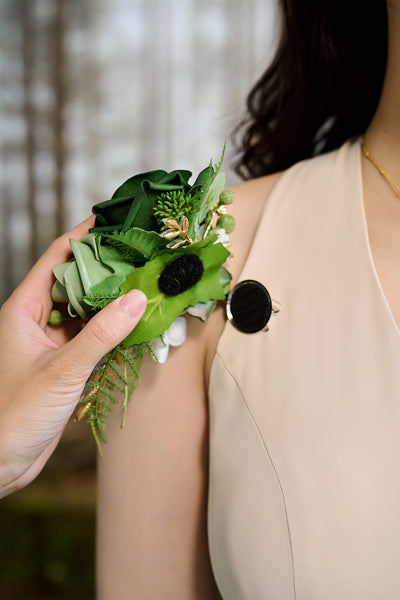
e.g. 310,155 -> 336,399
208,139 -> 400,599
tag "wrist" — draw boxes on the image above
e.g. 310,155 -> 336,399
0,459 -> 23,499
0,428 -> 39,498
0,454 -> 45,499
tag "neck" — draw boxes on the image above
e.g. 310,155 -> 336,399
365,0 -> 400,162
365,3 -> 400,165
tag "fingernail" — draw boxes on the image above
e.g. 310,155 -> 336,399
117,290 -> 147,319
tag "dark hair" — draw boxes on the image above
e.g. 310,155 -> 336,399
234,0 -> 388,179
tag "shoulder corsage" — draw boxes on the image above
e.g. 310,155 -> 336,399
50,149 -> 235,451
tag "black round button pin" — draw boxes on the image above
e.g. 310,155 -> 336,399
226,280 -> 272,334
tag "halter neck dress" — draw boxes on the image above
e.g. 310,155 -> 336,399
208,139 -> 400,599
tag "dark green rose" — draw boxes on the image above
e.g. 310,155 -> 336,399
89,162 -> 226,238
90,169 -> 193,234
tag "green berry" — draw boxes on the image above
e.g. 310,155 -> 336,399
218,189 -> 234,205
48,309 -> 65,326
216,214 -> 235,233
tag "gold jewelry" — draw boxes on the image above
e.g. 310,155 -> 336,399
360,137 -> 400,198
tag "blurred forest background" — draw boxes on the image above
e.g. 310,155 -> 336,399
0,0 -> 275,597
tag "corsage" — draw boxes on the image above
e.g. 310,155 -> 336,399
49,149 -> 235,451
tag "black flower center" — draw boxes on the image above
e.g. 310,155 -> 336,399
158,253 -> 204,296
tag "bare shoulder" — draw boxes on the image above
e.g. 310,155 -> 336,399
203,170 -> 282,374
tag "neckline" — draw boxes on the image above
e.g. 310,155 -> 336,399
356,138 -> 400,340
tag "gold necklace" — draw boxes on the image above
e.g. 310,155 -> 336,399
360,137 -> 400,198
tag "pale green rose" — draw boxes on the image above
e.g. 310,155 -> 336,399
52,233 -> 135,318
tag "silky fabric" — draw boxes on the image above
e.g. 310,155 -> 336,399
208,140 -> 400,599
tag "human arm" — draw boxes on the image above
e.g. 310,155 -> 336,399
0,217 -> 147,498
96,312 -> 217,599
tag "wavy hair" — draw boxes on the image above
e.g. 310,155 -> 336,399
234,0 -> 388,179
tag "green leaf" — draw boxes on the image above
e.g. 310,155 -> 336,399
188,146 -> 226,239
93,240 -> 136,298
121,237 -> 230,345
99,228 -> 168,264
219,266 -> 232,293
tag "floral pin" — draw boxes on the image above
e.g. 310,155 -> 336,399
50,148 -> 235,451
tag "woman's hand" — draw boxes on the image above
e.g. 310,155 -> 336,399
0,217 -> 147,498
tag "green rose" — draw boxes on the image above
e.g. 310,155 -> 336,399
90,162 -> 226,242
90,170 -> 193,234
52,234 -> 135,318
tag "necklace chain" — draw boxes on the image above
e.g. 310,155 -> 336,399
360,137 -> 400,198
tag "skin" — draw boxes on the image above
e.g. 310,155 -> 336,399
0,216 -> 147,498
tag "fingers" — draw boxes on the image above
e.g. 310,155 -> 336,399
59,290 -> 147,376
19,216 -> 95,301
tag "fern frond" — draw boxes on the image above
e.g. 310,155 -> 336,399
77,343 -> 149,452
99,229 -> 167,264
83,293 -> 119,310
99,237 -> 141,262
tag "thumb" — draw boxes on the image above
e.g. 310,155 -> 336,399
61,290 -> 147,374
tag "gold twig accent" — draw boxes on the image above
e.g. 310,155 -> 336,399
160,216 -> 193,248
76,384 -> 100,421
